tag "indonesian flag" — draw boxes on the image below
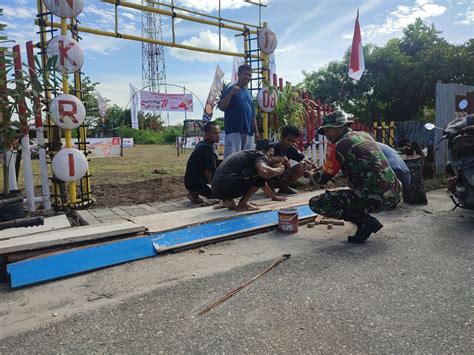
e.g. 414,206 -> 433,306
348,10 -> 365,81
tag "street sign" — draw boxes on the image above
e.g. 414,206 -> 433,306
43,0 -> 85,18
257,87 -> 277,113
46,35 -> 84,73
52,148 -> 88,182
258,28 -> 277,55
50,94 -> 86,129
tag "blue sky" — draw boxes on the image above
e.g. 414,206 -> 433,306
2,0 -> 473,125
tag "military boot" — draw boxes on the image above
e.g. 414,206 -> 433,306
342,211 -> 383,244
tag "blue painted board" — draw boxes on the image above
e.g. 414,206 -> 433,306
7,236 -> 156,288
151,205 -> 316,252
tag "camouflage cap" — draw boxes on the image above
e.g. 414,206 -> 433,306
316,111 -> 353,135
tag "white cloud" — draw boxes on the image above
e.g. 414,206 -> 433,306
170,30 -> 238,62
279,2 -> 325,45
455,5 -> 474,25
275,45 -> 295,53
364,0 -> 447,40
2,6 -> 35,19
176,0 -> 252,12
80,33 -> 123,55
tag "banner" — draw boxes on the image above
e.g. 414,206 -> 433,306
59,137 -> 132,158
130,84 -> 140,129
96,90 -> 107,121
204,65 -> 225,117
141,91 -> 193,112
231,56 -> 245,85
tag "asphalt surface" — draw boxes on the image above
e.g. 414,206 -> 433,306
0,190 -> 472,353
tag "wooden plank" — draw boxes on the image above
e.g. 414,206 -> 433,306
132,190 -> 323,233
0,222 -> 147,254
0,215 -> 71,241
7,236 -> 156,288
151,205 -> 317,253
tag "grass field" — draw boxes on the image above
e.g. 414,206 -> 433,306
1,145 -> 189,189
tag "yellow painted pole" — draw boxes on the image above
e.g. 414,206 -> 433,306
372,122 -> 378,140
61,19 -> 77,204
37,20 -> 257,59
261,23 -> 269,140
101,0 -> 258,34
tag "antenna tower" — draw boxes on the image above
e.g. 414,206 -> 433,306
142,1 -> 169,124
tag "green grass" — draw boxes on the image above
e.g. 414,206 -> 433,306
1,145 -> 189,188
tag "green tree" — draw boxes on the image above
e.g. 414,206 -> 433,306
302,18 -> 474,123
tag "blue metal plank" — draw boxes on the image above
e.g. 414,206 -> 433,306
7,236 -> 156,288
151,205 -> 316,251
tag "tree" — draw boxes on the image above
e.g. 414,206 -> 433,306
302,18 -> 474,123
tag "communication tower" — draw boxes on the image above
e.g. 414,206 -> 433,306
141,1 -> 169,123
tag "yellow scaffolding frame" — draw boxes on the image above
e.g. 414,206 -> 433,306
37,0 -> 270,207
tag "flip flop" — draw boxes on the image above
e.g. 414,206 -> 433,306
187,193 -> 203,204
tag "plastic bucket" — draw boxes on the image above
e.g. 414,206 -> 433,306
278,208 -> 299,234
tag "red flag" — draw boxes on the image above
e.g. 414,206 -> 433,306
348,10 -> 365,81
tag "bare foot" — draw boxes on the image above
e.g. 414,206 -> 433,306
235,203 -> 260,212
222,199 -> 236,210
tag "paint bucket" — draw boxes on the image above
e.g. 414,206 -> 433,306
278,208 -> 299,234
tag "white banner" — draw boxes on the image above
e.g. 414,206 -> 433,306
141,91 -> 193,112
96,90 -> 107,119
231,57 -> 245,85
204,65 -> 225,116
60,137 -> 132,158
130,84 -> 140,129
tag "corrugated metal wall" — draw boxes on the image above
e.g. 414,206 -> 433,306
435,82 -> 474,175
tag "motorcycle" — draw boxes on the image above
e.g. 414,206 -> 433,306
424,114 -> 474,210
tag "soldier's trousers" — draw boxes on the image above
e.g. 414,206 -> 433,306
309,188 -> 401,219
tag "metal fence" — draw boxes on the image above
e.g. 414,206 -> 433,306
435,82 -> 474,174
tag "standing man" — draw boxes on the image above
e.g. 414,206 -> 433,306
309,111 -> 402,243
184,121 -> 221,203
218,64 -> 259,158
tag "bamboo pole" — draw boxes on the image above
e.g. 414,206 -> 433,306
101,0 -> 258,34
36,19 -> 256,59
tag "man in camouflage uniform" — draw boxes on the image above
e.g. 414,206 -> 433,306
309,111 -> 402,243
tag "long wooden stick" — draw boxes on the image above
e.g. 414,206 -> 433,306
198,254 -> 291,315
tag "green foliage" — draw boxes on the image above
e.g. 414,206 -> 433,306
120,126 -> 183,145
272,83 -> 306,131
302,18 -> 474,123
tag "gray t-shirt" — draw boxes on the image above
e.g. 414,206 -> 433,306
376,142 -> 410,174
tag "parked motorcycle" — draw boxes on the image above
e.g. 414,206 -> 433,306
425,114 -> 474,210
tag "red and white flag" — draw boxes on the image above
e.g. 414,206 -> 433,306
348,10 -> 365,81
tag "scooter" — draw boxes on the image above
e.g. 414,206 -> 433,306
425,115 -> 474,210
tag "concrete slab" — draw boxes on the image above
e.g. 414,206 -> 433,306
0,215 -> 72,240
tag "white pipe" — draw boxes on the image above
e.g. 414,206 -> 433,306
311,142 -> 317,165
36,126 -> 52,210
5,150 -> 18,191
318,134 -> 325,166
21,135 -> 36,211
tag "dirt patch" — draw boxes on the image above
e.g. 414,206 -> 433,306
91,176 -> 187,208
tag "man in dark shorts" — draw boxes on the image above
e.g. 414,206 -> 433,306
184,121 -> 221,203
269,125 -> 311,194
211,147 -> 285,211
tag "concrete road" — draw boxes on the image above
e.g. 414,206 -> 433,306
0,189 -> 472,353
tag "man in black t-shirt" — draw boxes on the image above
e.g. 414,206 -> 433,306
184,121 -> 221,203
269,125 -> 311,194
211,147 -> 285,211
